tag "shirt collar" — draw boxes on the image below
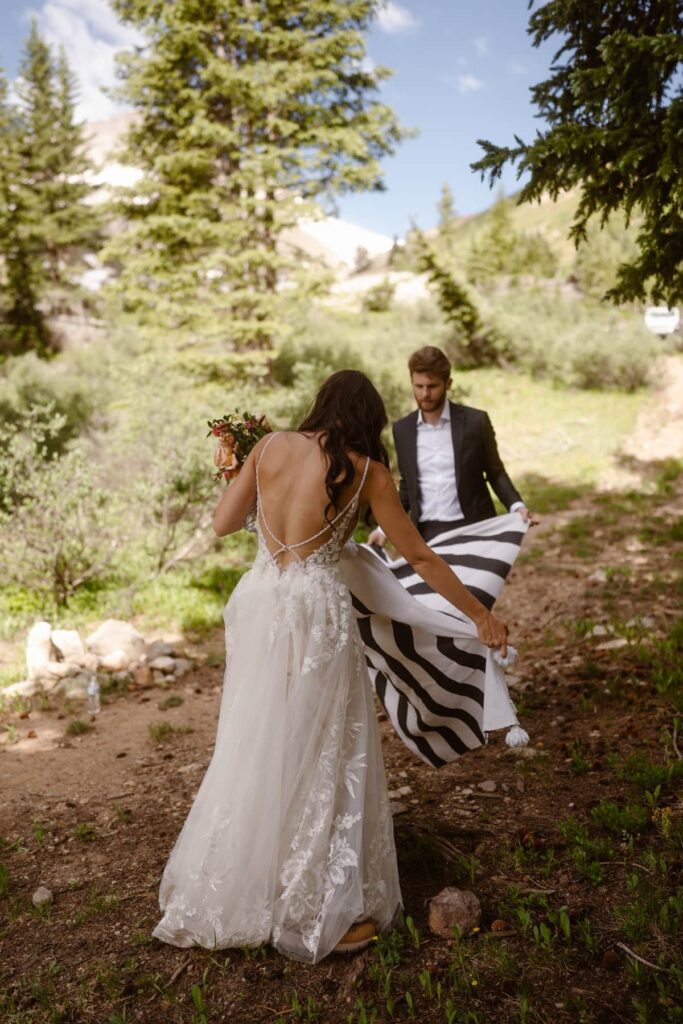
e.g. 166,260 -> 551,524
417,400 -> 450,427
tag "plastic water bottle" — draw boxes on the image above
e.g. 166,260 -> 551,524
86,675 -> 101,715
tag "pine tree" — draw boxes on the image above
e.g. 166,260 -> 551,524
472,0 -> 683,304
466,192 -> 516,284
436,182 -> 458,250
0,66 -> 48,353
0,25 -> 100,353
107,0 -> 406,348
16,24 -> 100,296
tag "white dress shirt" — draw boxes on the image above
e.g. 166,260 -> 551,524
416,403 -> 464,522
374,403 -> 524,539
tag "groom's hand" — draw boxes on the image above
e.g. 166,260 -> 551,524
368,528 -> 386,548
517,506 -> 540,526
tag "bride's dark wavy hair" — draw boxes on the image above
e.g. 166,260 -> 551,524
298,370 -> 390,523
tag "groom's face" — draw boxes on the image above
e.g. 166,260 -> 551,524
411,372 -> 451,414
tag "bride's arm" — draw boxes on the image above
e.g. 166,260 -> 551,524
212,437 -> 266,537
364,462 -> 508,654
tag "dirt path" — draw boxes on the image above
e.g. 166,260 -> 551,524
2,460 -> 682,1022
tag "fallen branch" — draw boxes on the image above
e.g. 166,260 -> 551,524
167,954 -> 193,985
616,942 -> 666,972
672,720 -> 681,760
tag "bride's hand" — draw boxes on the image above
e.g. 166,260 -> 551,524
474,610 -> 509,658
214,443 -> 240,474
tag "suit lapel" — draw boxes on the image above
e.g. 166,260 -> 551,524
449,401 -> 465,501
404,410 -> 419,492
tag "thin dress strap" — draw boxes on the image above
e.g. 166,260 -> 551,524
256,440 -> 370,562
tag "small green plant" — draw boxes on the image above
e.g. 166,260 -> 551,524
405,915 -> 420,949
66,719 -> 91,737
148,721 -> 193,743
568,740 -> 591,776
74,822 -> 97,842
591,799 -> 649,836
158,694 -> 184,710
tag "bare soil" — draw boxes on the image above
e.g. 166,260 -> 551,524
1,475 -> 681,1024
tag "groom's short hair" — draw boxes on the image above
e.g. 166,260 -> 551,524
408,346 -> 451,383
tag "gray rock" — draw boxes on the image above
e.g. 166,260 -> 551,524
587,569 -> 607,584
87,620 -> 144,661
428,887 -> 481,938
149,656 -> 176,674
506,745 -> 546,760
478,780 -> 497,793
32,886 -> 53,908
54,673 -> 90,699
397,785 -> 412,797
112,670 -> 132,684
26,621 -> 53,680
51,629 -> 85,663
389,801 -> 409,816
146,641 -> 174,660
172,658 -> 193,678
589,624 -> 609,637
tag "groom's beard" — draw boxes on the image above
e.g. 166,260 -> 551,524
418,398 -> 447,415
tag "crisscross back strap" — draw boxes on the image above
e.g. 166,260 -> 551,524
255,433 -> 370,560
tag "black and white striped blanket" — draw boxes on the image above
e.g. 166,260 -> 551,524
340,513 -> 529,768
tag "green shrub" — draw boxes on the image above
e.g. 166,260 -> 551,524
487,289 -> 657,391
591,800 -> 649,836
361,278 -> 396,313
0,352 -> 95,455
0,445 -> 121,607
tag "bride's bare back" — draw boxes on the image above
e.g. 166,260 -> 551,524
255,433 -> 368,566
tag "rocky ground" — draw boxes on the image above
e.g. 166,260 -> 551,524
1,454 -> 681,1023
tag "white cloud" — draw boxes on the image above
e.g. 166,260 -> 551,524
509,59 -> 528,75
376,2 -> 419,34
24,0 -> 142,122
474,36 -> 489,56
456,73 -> 484,95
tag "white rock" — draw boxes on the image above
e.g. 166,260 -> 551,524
35,661 -> 78,681
149,656 -> 176,673
51,629 -> 85,662
172,658 -> 193,678
32,886 -> 53,908
26,621 -> 54,680
87,620 -> 144,660
589,624 -> 609,637
99,649 -> 129,672
1,679 -> 39,699
596,638 -> 629,651
428,887 -> 481,938
397,785 -> 412,797
587,569 -> 607,584
478,780 -> 497,793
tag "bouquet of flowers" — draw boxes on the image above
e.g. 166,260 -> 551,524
207,411 -> 272,481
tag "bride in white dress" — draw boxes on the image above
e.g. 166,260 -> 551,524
152,371 -> 509,963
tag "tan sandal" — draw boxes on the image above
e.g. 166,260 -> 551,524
334,920 -> 377,953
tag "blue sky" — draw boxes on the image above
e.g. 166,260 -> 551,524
0,0 -> 558,238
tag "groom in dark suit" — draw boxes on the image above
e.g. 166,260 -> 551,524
370,346 -> 538,546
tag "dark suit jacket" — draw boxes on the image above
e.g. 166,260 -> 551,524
392,401 -> 522,526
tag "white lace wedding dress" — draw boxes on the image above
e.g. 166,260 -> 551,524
153,439 -> 402,962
